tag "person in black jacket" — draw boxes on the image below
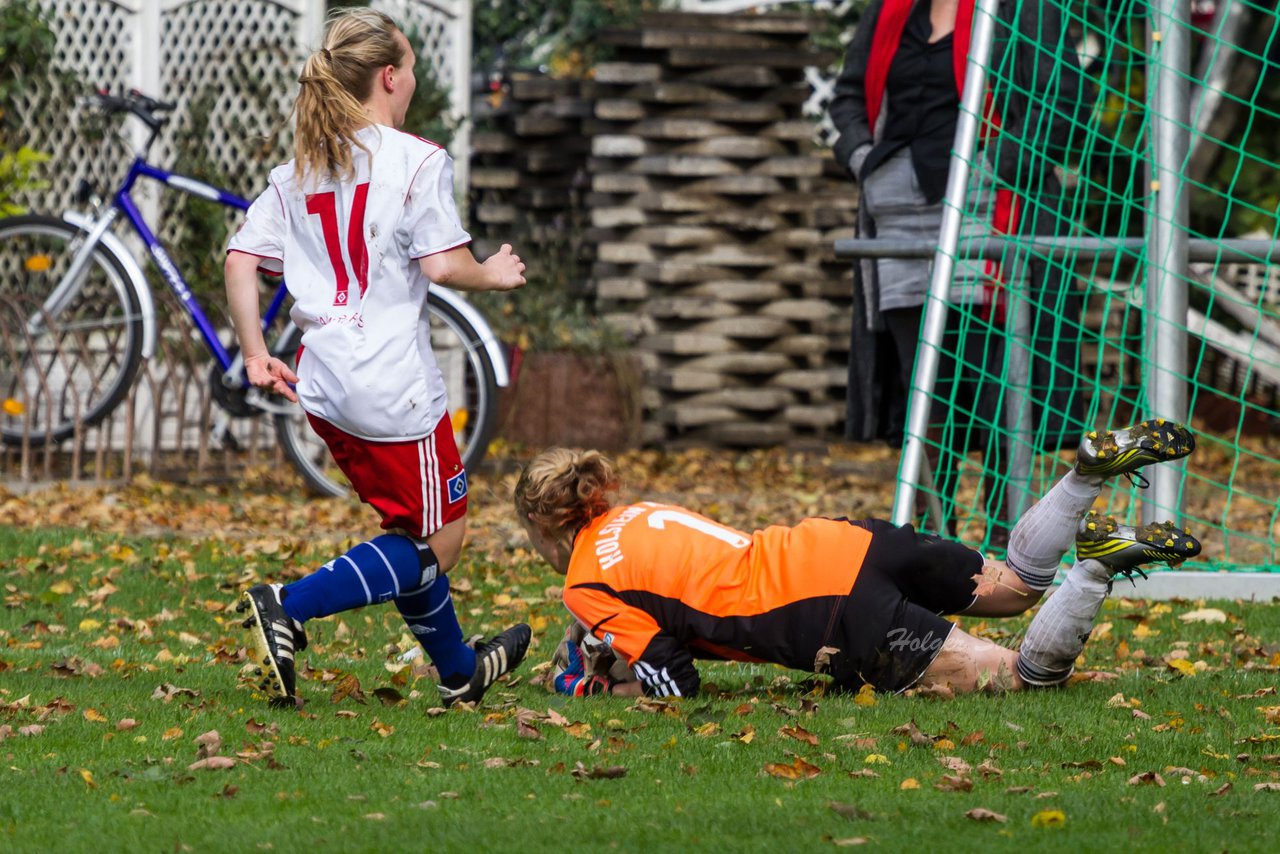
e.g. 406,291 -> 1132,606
829,0 -> 1088,547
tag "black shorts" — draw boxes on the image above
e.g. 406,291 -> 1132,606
826,519 -> 984,693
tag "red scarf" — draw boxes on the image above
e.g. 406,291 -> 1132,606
864,0 -> 1019,322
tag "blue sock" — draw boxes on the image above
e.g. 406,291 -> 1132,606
395,573 -> 475,686
281,534 -> 434,623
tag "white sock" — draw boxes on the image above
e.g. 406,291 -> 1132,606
1015,558 -> 1111,686
1005,470 -> 1103,591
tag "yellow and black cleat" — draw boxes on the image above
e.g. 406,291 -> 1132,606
1076,511 -> 1202,579
1074,420 -> 1195,486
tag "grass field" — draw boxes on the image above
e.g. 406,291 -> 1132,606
2,457 -> 1279,853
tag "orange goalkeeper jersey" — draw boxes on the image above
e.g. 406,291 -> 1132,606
562,502 -> 872,697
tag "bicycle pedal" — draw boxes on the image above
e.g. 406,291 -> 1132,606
242,616 -> 257,629
235,599 -> 249,613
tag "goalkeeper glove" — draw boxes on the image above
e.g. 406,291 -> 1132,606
552,638 -> 615,696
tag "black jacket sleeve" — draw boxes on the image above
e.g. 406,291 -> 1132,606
991,0 -> 1086,191
633,632 -> 701,698
828,0 -> 886,176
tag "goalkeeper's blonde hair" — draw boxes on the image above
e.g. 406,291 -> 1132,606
293,7 -> 406,185
515,449 -> 619,537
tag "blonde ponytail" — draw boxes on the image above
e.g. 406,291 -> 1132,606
293,8 -> 406,184
515,449 -> 620,537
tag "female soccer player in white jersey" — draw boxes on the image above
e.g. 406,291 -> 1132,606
225,8 -> 530,709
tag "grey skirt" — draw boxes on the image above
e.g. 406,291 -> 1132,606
859,149 -> 1019,312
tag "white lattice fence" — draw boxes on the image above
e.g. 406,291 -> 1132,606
678,0 -> 860,146
13,0 -> 471,213
2,0 -> 472,487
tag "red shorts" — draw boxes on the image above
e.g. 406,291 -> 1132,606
307,412 -> 468,538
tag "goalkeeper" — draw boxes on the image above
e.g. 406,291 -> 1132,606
515,422 -> 1200,699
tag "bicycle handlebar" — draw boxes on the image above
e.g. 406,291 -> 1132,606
89,89 -> 175,132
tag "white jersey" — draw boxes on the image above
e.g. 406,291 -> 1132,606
228,124 -> 470,441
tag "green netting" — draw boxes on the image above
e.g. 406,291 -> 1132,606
901,0 -> 1280,571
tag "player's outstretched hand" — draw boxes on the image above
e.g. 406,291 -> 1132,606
244,354 -> 299,403
482,243 -> 526,291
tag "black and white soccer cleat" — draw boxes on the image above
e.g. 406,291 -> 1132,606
1074,420 -> 1195,487
438,623 -> 532,707
237,583 -> 308,708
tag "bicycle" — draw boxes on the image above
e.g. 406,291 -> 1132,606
0,90 -> 508,496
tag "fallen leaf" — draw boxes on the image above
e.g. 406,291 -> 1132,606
1167,659 -> 1197,677
1254,783 -> 1280,792
829,838 -> 870,847
373,687 -> 406,707
79,768 -> 97,789
151,683 -> 199,703
1128,771 -> 1166,787
83,708 -> 107,724
852,684 -> 877,707
813,646 -> 840,675
899,778 -> 920,790
913,683 -> 955,700
188,757 -> 236,771
571,763 -> 627,780
331,673 -> 367,705
966,808 -> 1006,823
935,774 -> 973,792
780,725 -> 819,746
1208,783 -> 1232,797
195,729 -> 222,759
764,756 -> 821,780
1030,809 -> 1066,828
517,714 -> 544,741
1179,608 -> 1227,624
116,718 -> 139,731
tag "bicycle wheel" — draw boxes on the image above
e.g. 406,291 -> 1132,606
271,327 -> 350,498
427,290 -> 500,472
0,215 -> 144,446
271,292 -> 501,498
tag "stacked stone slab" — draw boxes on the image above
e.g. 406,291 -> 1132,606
586,11 -> 856,446
468,75 -> 591,260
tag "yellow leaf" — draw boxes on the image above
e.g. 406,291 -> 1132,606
1167,659 -> 1196,677
864,754 -> 890,765
83,708 -> 107,723
162,727 -> 183,741
79,619 -> 103,631
853,684 -> 877,707
899,778 -> 920,790
49,581 -> 74,595
1031,809 -> 1066,828
933,738 -> 956,751
80,768 -> 97,789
